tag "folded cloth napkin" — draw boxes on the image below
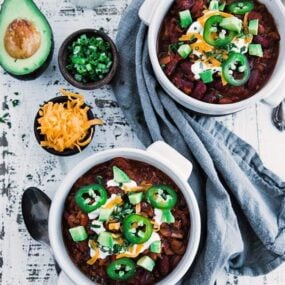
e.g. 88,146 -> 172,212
112,1 -> 285,284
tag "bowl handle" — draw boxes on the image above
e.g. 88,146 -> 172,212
57,272 -> 76,285
138,0 -> 160,26
146,141 -> 193,181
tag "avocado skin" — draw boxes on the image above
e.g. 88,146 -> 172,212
8,38 -> 54,81
0,0 -> 54,80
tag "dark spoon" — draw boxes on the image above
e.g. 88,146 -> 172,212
272,99 -> 285,131
22,187 -> 61,274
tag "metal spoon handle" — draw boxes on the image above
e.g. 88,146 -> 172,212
54,260 -> 61,275
272,98 -> 285,131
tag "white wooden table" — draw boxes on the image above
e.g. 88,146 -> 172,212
0,0 -> 284,284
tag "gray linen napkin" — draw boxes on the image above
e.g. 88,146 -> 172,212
112,1 -> 285,284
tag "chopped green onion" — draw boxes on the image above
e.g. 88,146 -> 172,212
66,34 -> 113,83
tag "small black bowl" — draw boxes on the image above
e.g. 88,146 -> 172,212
58,29 -> 119,90
34,96 -> 95,156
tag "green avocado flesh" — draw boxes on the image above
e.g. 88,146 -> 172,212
0,0 -> 53,76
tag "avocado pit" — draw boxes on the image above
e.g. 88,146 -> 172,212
4,19 -> 41,59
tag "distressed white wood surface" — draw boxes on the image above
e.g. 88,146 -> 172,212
0,0 -> 284,284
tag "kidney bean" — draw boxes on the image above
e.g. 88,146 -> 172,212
77,241 -> 88,253
173,220 -> 182,230
176,0 -> 195,10
112,157 -> 132,170
160,224 -> 172,238
80,213 -> 89,226
192,80 -> 207,99
171,255 -> 182,268
158,256 -> 170,276
191,0 -> 205,18
247,69 -> 260,91
165,54 -> 182,76
258,24 -> 265,34
202,92 -> 219,104
254,35 -> 270,48
149,253 -> 160,261
141,202 -> 154,218
248,11 -> 263,21
219,97 -> 233,104
171,239 -> 186,255
179,61 -> 194,78
107,186 -> 124,195
172,76 -> 194,94
268,31 -> 280,41
162,239 -> 175,255
171,230 -> 184,239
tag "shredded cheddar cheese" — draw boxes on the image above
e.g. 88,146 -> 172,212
87,247 -> 99,265
122,183 -> 153,193
102,196 -> 123,209
243,12 -> 249,34
37,89 -> 103,152
151,221 -> 161,232
135,203 -> 141,214
116,244 -> 144,259
108,222 -> 121,231
179,33 -> 214,56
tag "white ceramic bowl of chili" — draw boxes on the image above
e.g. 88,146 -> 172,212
139,0 -> 285,115
49,141 -> 201,285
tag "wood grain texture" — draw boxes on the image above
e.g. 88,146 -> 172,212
0,0 -> 284,284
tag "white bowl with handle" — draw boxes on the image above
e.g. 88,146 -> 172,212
49,141 -> 201,285
139,0 -> 285,115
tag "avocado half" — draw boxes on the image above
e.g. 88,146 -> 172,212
0,0 -> 54,80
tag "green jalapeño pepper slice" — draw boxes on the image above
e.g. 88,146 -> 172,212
146,185 -> 177,210
75,184 -> 107,213
203,15 -> 235,47
222,53 -> 250,86
228,1 -> 254,15
107,258 -> 136,281
123,214 -> 153,244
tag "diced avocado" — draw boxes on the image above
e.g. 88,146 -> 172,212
177,44 -> 192,59
248,19 -> 259,35
99,208 -> 113,221
209,0 -> 219,10
219,2 -> 226,11
150,241 -> 161,253
179,10 -> 192,29
220,17 -> 242,33
69,226 -> 88,242
161,209 -> 175,224
98,232 -> 114,248
199,69 -> 213,84
113,166 -> 131,183
249,44 -> 263,57
128,192 -> 143,205
137,256 -> 155,272
0,0 -> 54,79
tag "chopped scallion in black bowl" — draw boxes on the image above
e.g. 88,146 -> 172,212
58,29 -> 118,90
